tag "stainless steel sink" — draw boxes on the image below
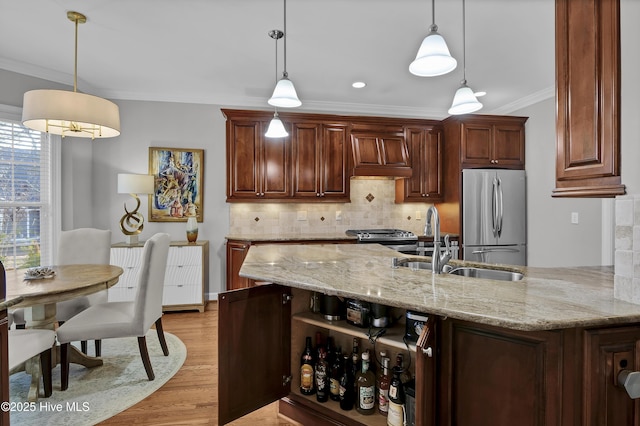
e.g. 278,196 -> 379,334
447,267 -> 524,281
394,259 -> 453,273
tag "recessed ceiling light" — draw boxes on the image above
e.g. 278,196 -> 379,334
352,81 -> 366,89
474,91 -> 487,97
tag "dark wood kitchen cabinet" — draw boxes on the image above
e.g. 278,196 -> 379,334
350,121 -> 412,178
224,111 -> 291,201
291,121 -> 350,201
396,125 -> 444,202
218,283 -> 640,425
218,285 -> 425,426
553,0 -> 625,198
444,115 -> 526,169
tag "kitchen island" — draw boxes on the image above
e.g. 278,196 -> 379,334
219,244 -> 640,426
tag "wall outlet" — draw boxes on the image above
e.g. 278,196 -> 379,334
571,212 -> 579,224
416,211 -> 422,220
336,210 -> 342,221
297,210 -> 307,221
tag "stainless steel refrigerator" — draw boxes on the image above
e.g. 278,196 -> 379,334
462,169 -> 527,265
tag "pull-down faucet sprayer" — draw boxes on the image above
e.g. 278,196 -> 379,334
424,206 -> 452,274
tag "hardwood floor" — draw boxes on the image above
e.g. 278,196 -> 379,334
99,302 -> 298,426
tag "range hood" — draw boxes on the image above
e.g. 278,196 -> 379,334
350,134 -> 413,178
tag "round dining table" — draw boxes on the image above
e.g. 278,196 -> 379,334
5,264 -> 123,399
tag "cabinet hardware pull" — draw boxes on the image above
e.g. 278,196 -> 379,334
282,375 -> 292,386
618,369 -> 640,399
422,346 -> 433,357
282,294 -> 293,304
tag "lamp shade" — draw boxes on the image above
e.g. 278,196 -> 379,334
268,76 -> 302,108
22,89 -> 121,139
448,82 -> 483,115
409,29 -> 457,77
265,114 -> 289,138
117,174 -> 154,194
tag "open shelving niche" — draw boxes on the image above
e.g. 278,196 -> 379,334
289,304 -> 418,426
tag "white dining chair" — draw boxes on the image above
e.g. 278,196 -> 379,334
56,233 -> 170,391
2,264 -> 55,401
55,228 -> 112,356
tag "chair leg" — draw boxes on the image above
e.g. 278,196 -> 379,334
81,340 -> 88,354
95,340 -> 102,357
137,336 -> 155,381
155,318 -> 169,356
61,343 -> 70,391
40,348 -> 52,397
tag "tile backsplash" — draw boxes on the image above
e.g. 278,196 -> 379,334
229,179 -> 432,236
614,195 -> 640,303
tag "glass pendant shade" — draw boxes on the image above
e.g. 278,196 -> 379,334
265,113 -> 289,138
448,81 -> 483,115
268,75 -> 302,108
409,27 -> 457,77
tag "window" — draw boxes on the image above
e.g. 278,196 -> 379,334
0,119 -> 53,270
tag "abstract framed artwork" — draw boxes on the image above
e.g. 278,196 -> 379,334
148,147 -> 204,222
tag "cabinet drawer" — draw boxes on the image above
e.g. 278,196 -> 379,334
164,265 -> 201,286
110,247 -> 143,267
167,246 -> 202,266
163,283 -> 202,306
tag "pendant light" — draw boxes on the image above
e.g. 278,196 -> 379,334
268,0 -> 302,108
265,30 -> 289,138
409,0 -> 457,77
448,0 -> 483,115
22,11 -> 120,139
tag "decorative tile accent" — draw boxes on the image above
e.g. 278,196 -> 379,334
254,217 -> 260,222
366,193 -> 375,202
320,216 -> 325,221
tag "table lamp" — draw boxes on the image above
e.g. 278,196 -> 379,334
118,173 -> 154,244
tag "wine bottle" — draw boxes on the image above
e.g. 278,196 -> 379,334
300,336 -> 316,395
387,366 -> 405,426
377,356 -> 391,416
339,353 -> 354,410
329,346 -> 343,401
315,348 -> 330,402
355,350 -> 376,415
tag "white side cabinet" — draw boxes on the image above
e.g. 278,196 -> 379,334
110,240 -> 209,312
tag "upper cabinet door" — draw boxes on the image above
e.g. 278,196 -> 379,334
226,119 -> 261,199
553,0 -> 625,197
320,123 -> 349,200
396,126 -> 443,202
218,284 -> 292,424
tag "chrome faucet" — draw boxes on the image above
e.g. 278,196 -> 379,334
424,206 -> 452,274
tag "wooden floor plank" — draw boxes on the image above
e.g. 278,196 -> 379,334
98,302 -> 296,425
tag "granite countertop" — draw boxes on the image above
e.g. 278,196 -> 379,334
238,243 -> 640,332
226,232 -> 357,242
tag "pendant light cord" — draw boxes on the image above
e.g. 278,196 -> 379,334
462,0 -> 467,82
431,0 -> 435,27
274,31 -> 279,114
283,0 -> 288,76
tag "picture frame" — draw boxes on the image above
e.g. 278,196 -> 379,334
148,147 -> 204,222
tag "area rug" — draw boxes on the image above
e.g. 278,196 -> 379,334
9,331 -> 186,425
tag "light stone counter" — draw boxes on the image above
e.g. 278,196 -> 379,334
226,232 -> 356,242
239,243 -> 640,331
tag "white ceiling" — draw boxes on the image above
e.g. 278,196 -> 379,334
0,0 -> 555,119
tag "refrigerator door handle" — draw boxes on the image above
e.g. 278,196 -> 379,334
471,248 -> 521,254
497,177 -> 504,238
492,177 -> 499,238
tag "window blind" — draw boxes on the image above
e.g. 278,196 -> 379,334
0,119 -> 52,270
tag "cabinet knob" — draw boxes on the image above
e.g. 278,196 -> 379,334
422,346 -> 433,357
316,193 -> 321,197
618,370 -> 640,399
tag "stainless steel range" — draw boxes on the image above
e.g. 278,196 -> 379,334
346,229 -> 418,253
